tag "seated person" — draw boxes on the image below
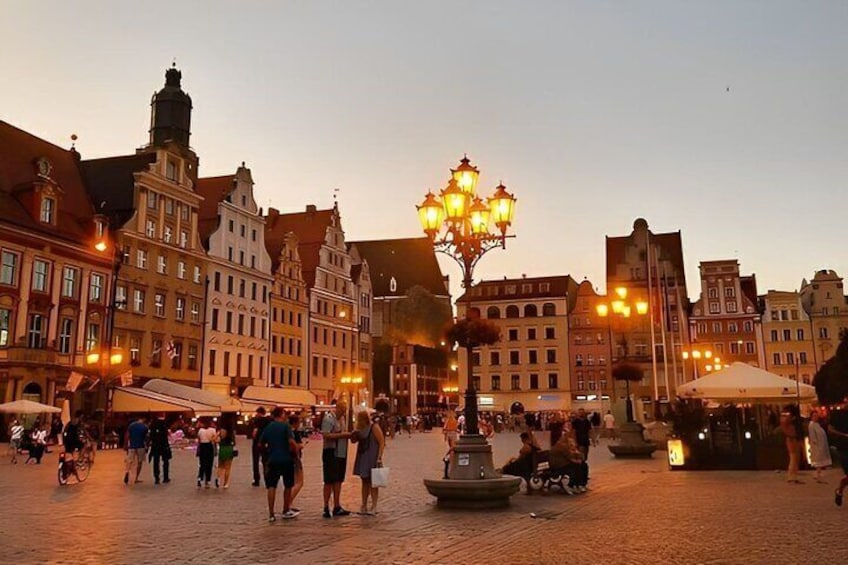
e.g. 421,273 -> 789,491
548,435 -> 588,490
500,432 -> 540,479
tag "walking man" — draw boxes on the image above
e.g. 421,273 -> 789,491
9,419 -> 23,464
260,407 -> 299,521
603,410 -> 616,440
124,416 -> 149,485
149,415 -> 171,485
828,396 -> 848,507
321,401 -> 352,518
571,409 -> 592,460
251,407 -> 270,487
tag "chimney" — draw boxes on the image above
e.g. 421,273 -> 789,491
266,207 -> 280,226
306,204 -> 317,213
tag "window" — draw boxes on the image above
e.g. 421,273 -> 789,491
211,308 -> 219,331
529,350 -> 538,364
548,373 -> 559,389
166,159 -> 178,181
472,376 -> 481,391
509,351 -> 520,365
724,286 -> 735,298
743,321 -> 753,333
40,197 -> 55,223
32,260 -> 49,292
252,229 -> 257,242
134,290 -> 145,313
505,305 -> 519,318
129,336 -> 141,366
508,329 -> 518,341
542,303 -> 556,316
58,318 -> 74,354
786,352 -> 795,365
180,204 -> 189,221
712,322 -> 722,333
89,273 -> 104,302
0,308 -> 9,346
214,272 -> 221,291
799,352 -> 808,364
137,250 -> 148,270
228,220 -> 234,233
62,267 -> 78,297
486,306 -> 500,319
147,192 -> 158,210
1,251 -> 18,285
157,255 -> 167,275
529,374 -> 539,390
165,198 -> 174,216
709,302 -> 720,314
489,351 -> 500,366
730,341 -> 740,355
227,276 -> 234,295
576,354 -> 583,366
191,302 -> 200,323
726,301 -> 738,313
154,293 -> 165,317
83,321 -> 98,352
171,342 -> 182,370
472,352 -> 481,366
208,349 -> 217,375
151,339 -> 162,367
708,288 -> 718,299
175,297 -> 185,320
587,354 -> 594,365
491,375 -> 501,391
546,349 -> 557,363
545,327 -> 556,340
223,352 -> 231,376
773,353 -> 781,366
527,328 -> 537,340
163,226 -> 172,244
728,322 -> 738,333
783,329 -> 791,341
511,375 -> 521,390
524,305 -> 538,317
770,330 -> 778,342
819,327 -> 829,339
193,265 -> 201,284
745,341 -> 755,355
146,220 -> 157,238
180,231 -> 188,249
226,312 -> 233,333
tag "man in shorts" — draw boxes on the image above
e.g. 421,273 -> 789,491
259,407 -> 299,521
828,396 -> 848,507
321,401 -> 352,518
124,416 -> 148,485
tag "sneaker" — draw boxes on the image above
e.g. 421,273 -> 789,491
268,514 -> 276,523
281,510 -> 300,520
197,479 -> 202,488
322,508 -> 332,519
252,481 -> 260,487
124,472 -> 129,485
290,507 -> 300,513
163,479 -> 171,484
333,507 -> 351,516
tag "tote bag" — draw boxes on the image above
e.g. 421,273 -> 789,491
371,465 -> 390,488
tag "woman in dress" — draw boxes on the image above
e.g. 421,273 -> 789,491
443,412 -> 459,450
780,404 -> 804,484
216,426 -> 236,488
350,411 -> 385,515
808,409 -> 832,483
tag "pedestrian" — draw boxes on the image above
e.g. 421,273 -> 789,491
196,418 -> 217,488
351,411 -> 386,516
26,424 -> 48,464
148,415 -> 172,485
590,411 -> 602,446
123,416 -> 149,484
443,412 -> 459,450
9,419 -> 23,464
827,397 -> 848,507
216,425 -> 236,489
250,407 -> 270,487
259,407 -> 299,521
571,409 -> 592,460
780,404 -> 803,484
321,401 -> 352,518
289,413 -> 305,511
807,409 -> 832,483
603,410 -> 617,440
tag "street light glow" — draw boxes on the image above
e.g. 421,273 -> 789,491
615,287 -> 627,299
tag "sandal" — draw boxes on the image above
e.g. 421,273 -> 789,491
835,490 -> 843,507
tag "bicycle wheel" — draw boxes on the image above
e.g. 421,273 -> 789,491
58,465 -> 69,486
76,457 -> 91,482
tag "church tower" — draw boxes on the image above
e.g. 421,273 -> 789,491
148,64 -> 193,148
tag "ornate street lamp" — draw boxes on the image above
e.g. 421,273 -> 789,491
416,156 -> 516,477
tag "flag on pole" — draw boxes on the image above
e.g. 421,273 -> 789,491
166,341 -> 178,360
66,371 -> 84,393
117,370 -> 133,387
86,378 -> 101,392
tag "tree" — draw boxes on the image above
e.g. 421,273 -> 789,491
613,363 -> 644,423
445,318 -> 501,349
384,285 -> 453,347
813,328 -> 848,405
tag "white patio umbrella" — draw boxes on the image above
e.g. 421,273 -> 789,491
677,362 -> 816,403
0,399 -> 62,414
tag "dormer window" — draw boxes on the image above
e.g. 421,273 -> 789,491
40,197 -> 55,224
166,159 -> 178,181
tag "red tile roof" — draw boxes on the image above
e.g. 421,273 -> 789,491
348,237 -> 448,298
196,174 -> 236,243
264,206 -> 335,287
0,121 -> 98,243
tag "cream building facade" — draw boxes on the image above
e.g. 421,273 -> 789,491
760,290 -> 816,384
800,269 -> 848,369
197,164 -> 273,396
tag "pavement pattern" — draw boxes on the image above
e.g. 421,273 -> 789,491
0,430 -> 845,565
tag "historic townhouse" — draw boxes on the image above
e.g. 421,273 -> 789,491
348,237 -> 451,402
265,203 -> 357,404
197,164 -> 273,396
606,219 -> 690,416
800,269 -> 848,368
455,275 -> 578,413
688,260 -> 765,374
268,232 -> 309,395
0,122 -> 114,412
82,66 -> 206,385
760,290 -> 816,384
568,280 -> 614,412
348,248 -> 373,408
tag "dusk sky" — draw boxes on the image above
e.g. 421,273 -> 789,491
2,1 -> 846,300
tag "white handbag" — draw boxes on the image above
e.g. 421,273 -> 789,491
371,465 -> 390,488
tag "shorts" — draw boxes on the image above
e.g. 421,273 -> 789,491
126,447 -> 145,465
265,461 -> 295,489
322,448 -> 347,484
837,450 -> 848,475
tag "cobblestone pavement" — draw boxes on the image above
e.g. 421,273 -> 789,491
0,431 -> 845,565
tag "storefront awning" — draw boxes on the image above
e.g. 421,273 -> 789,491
241,386 -> 316,409
143,379 -> 242,412
112,387 -> 220,417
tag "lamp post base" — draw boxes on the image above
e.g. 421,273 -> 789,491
608,422 -> 657,458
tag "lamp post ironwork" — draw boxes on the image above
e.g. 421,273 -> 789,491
417,155 -> 516,441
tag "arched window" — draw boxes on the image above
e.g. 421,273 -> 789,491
542,303 -> 556,316
486,306 -> 500,319
524,304 -> 538,317
506,305 -> 520,318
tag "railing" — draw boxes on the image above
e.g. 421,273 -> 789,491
6,345 -> 58,364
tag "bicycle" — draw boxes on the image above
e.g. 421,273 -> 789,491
58,441 -> 95,486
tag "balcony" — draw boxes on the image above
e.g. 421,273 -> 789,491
6,343 -> 58,365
